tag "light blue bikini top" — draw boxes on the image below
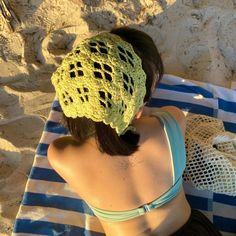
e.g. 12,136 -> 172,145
87,111 -> 186,222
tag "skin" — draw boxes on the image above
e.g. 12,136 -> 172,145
48,80 -> 191,235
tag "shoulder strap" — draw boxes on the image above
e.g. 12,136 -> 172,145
149,111 -> 186,184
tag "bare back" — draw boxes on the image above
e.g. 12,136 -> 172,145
48,110 -> 191,236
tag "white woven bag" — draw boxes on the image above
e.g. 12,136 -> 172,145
183,115 -> 236,196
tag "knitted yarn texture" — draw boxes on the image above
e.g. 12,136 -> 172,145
51,32 -> 146,135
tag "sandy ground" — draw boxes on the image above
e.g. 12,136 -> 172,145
0,0 -> 236,235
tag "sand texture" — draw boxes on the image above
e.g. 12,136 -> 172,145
0,0 -> 236,235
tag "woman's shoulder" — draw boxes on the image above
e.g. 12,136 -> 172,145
142,106 -> 186,136
47,136 -> 83,174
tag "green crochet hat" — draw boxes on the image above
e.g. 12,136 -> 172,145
51,32 -> 146,136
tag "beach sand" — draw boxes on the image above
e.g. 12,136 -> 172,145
1,0 -> 236,235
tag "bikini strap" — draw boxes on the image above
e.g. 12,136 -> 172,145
150,111 -> 186,184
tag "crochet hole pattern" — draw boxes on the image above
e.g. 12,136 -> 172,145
89,41 -> 108,54
62,91 -> 73,106
98,41 -> 106,47
120,101 -> 125,115
78,70 -> 84,76
126,50 -> 134,59
100,48 -> 108,54
94,62 -> 101,69
93,62 -> 113,82
76,87 -> 89,103
99,91 -> 105,99
104,64 -> 112,72
94,71 -> 102,79
104,72 -> 112,82
98,91 -> 112,108
118,46 -> 135,68
69,59 -> 84,79
123,73 -> 134,95
130,77 -> 134,87
90,47 -> 98,53
70,71 -> 75,78
119,53 -> 127,62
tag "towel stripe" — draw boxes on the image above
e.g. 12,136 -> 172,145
39,131 -> 65,145
30,167 -> 65,182
223,121 -> 236,133
51,100 -> 62,112
13,219 -> 104,235
47,110 -> 63,123
149,98 -> 215,116
34,156 -> 52,168
218,110 -> 236,123
213,194 -> 236,206
44,121 -> 68,134
26,179 -> 79,198
183,182 -> 213,199
186,194 -> 212,211
12,233 -> 46,236
154,89 -> 217,109
213,216 -> 236,233
213,202 -> 236,219
22,192 -> 94,215
14,205 -> 103,233
15,205 -> 104,233
219,232 -> 236,236
158,83 -> 214,98
36,144 -> 49,157
219,98 -> 236,113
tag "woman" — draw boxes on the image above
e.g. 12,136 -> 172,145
48,27 -> 221,236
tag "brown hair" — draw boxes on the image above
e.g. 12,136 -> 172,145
62,26 -> 164,156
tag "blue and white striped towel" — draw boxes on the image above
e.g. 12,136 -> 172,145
13,75 -> 236,236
